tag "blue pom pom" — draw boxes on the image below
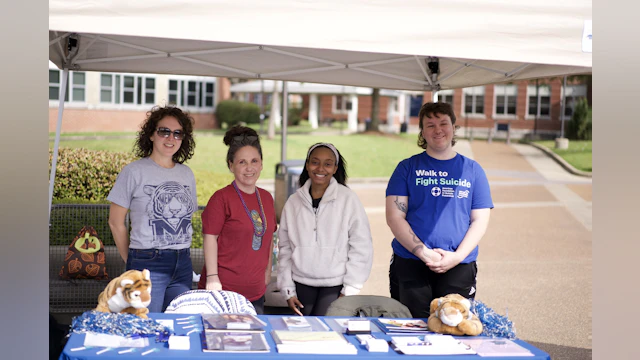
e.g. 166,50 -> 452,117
71,311 -> 174,342
470,300 -> 517,339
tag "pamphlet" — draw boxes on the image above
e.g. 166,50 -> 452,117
271,330 -> 357,354
201,332 -> 270,353
391,335 -> 476,355
201,313 -> 266,332
461,338 -> 535,357
325,317 -> 381,334
268,316 -> 330,332
282,316 -> 312,330
374,318 -> 432,334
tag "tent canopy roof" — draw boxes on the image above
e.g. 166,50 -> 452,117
49,0 -> 591,91
230,80 -> 403,96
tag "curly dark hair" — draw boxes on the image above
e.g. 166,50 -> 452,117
134,106 -> 196,164
417,102 -> 460,149
298,143 -> 348,187
223,125 -> 262,168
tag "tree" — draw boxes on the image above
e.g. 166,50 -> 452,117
369,88 -> 380,132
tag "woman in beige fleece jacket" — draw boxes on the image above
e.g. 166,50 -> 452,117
277,142 -> 374,316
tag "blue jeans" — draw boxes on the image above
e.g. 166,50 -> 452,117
126,248 -> 193,313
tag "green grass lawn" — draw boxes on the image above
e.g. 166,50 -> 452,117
51,132 -> 423,204
534,140 -> 592,172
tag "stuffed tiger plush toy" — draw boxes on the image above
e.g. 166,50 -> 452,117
95,269 -> 152,318
427,293 -> 483,336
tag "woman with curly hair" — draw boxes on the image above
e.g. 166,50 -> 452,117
196,125 -> 277,314
107,105 -> 198,313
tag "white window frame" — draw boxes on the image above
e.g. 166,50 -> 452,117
48,69 -> 86,105
99,73 -> 156,109
462,86 -> 485,118
168,77 -> 216,111
332,95 -> 350,114
561,84 -> 588,120
437,89 -> 454,104
493,84 -> 518,119
525,84 -> 551,120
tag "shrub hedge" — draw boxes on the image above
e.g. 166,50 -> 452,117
215,100 -> 261,127
49,147 -> 138,202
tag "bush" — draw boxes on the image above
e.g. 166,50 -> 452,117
287,107 -> 303,126
215,100 -> 261,127
567,98 -> 592,140
49,147 -> 138,202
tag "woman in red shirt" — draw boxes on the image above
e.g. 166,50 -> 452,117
197,126 -> 277,314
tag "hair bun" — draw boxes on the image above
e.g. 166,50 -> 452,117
223,125 -> 260,146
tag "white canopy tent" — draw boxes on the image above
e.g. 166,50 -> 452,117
48,0 -> 592,216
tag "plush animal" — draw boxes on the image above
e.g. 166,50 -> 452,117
95,269 -> 152,318
427,293 -> 483,336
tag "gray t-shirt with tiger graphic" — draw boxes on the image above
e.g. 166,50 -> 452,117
107,157 -> 198,250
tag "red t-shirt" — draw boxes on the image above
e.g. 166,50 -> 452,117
197,184 -> 277,301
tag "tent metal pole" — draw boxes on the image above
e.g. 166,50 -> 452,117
281,81 -> 288,163
48,68 -> 69,221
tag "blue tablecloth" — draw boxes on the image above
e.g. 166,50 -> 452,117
59,313 -> 550,360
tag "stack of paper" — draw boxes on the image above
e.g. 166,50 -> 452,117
374,319 -> 432,335
271,330 -> 357,354
391,335 -> 477,355
461,338 -> 535,357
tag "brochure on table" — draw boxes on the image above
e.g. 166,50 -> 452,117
268,316 -> 330,332
324,317 -> 382,334
201,313 -> 266,332
271,330 -> 358,355
374,318 -> 434,335
201,331 -> 270,353
461,337 -> 535,357
391,335 -> 477,355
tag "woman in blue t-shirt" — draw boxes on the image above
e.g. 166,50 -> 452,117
385,102 -> 493,318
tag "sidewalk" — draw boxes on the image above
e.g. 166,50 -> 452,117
347,140 -> 591,359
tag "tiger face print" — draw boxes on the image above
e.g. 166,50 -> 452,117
144,181 -> 195,247
95,269 -> 152,318
144,181 -> 194,226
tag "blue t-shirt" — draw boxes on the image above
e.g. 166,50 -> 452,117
386,152 -> 493,263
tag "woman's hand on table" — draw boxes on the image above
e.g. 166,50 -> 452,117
286,296 -> 304,316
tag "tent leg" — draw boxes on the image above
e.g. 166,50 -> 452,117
281,81 -> 288,163
48,68 -> 69,222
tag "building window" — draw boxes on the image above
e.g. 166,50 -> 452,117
437,89 -> 454,104
168,79 -> 215,108
527,85 -> 551,118
49,69 -> 86,102
409,95 -> 423,117
100,73 -> 156,105
252,93 -> 272,107
494,84 -> 517,116
563,85 -> 587,118
463,86 -> 484,115
332,95 -> 351,114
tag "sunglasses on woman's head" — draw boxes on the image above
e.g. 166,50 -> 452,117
233,134 -> 259,143
156,127 -> 185,140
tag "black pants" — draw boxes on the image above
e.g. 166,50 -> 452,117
392,253 -> 477,318
251,295 -> 265,315
295,281 -> 342,316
